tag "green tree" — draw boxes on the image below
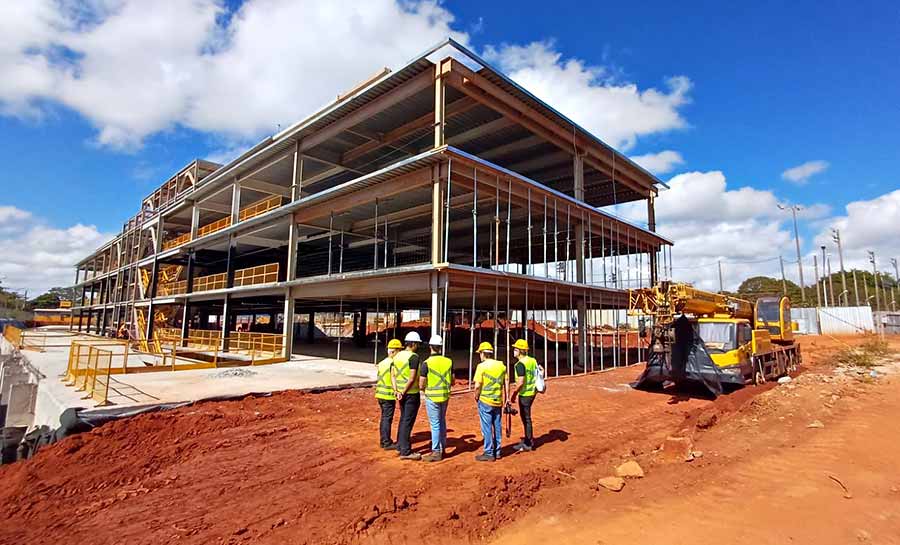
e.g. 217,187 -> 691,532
27,286 -> 78,310
736,276 -> 804,305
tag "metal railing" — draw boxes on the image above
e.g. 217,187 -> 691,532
157,280 -> 188,296
192,262 -> 279,292
197,216 -> 232,237
64,340 -> 128,406
162,232 -> 192,251
238,195 -> 284,222
2,325 -> 23,348
226,331 -> 285,363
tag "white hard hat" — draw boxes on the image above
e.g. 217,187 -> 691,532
428,334 -> 443,346
404,331 -> 422,343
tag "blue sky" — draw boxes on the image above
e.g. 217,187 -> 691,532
1,0 -> 898,294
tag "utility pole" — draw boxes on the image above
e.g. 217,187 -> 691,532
832,229 -> 848,306
820,246 -> 828,307
869,251 -> 880,311
778,204 -> 806,303
892,258 -> 899,311
718,260 -> 724,293
779,255 -> 787,295
813,255 -> 822,308
863,268 -> 870,306
826,256 -> 835,308
852,269 -> 861,306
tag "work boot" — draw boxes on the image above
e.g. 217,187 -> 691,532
381,442 -> 399,451
423,451 -> 443,462
513,443 -> 533,452
474,454 -> 494,462
399,452 -> 422,461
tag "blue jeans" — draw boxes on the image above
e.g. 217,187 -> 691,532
424,398 -> 448,452
478,401 -> 502,458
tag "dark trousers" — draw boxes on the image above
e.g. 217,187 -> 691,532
378,399 -> 396,447
518,395 -> 535,447
396,394 -> 421,456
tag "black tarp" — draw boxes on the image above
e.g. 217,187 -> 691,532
633,315 -> 728,398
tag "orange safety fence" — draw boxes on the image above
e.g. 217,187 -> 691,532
193,262 -> 279,292
162,231 -> 192,251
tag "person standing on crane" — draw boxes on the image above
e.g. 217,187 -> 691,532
418,334 -> 453,462
473,342 -> 507,462
509,338 -> 539,451
375,338 -> 403,450
393,331 -> 423,461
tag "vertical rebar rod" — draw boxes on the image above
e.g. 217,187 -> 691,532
543,196 -> 548,278
495,177 -> 500,268
442,273 -> 449,356
336,298 -> 343,362
527,188 -> 533,274
543,283 -> 548,371
328,213 -> 334,276
506,178 -> 512,269
473,168 -> 478,267
602,219 -> 607,287
506,279 -> 512,379
339,231 -> 344,273
554,284 -> 559,376
568,287 -> 574,375
468,276 -> 476,389
554,199 -> 559,280
374,296 -> 380,364
493,279 -> 499,352
373,198 -> 378,270
383,218 -> 388,268
565,205 -> 571,282
599,289 -> 605,370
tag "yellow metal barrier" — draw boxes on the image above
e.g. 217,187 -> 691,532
162,232 -> 191,250
193,263 -> 279,292
227,331 -> 285,364
193,272 -> 227,292
2,325 -> 23,349
235,263 -> 279,286
238,195 -> 284,222
157,280 -> 188,296
198,216 -> 232,237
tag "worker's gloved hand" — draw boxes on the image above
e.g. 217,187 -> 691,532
503,403 -> 517,416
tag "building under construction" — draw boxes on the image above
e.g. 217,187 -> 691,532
70,39 -> 672,380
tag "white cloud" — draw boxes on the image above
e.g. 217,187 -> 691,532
781,160 -> 829,185
629,150 -> 684,175
483,41 -> 691,150
0,0 -> 468,149
614,171 -> 830,291
0,205 -> 113,295
812,189 -> 900,275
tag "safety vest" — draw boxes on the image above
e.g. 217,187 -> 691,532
423,355 -> 453,402
478,359 -> 507,407
375,356 -> 395,400
392,349 -> 420,394
516,355 -> 538,397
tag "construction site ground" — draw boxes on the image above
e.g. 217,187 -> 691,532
2,334 -> 899,545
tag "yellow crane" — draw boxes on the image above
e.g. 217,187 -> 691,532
628,281 -> 801,396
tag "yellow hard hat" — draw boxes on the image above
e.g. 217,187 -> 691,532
512,339 -> 529,351
387,338 -> 403,349
476,341 -> 494,353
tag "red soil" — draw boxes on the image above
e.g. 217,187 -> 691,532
0,334 -> 896,544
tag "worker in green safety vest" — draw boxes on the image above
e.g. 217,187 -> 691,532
375,338 -> 403,450
393,331 -> 423,461
509,338 -> 540,451
418,334 -> 453,462
473,341 -> 507,462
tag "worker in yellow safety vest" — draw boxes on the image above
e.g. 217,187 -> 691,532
418,334 -> 453,462
509,338 -> 541,452
375,338 -> 403,450
473,342 -> 507,462
393,331 -> 423,460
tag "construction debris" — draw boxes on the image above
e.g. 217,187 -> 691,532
597,476 -> 626,492
615,460 -> 645,478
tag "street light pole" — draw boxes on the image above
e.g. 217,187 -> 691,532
869,251 -> 880,311
778,204 -> 806,303
852,269 -> 861,306
832,229 -> 848,306
779,255 -> 787,296
813,255 -> 822,308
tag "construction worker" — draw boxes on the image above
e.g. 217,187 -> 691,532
473,342 -> 507,462
509,338 -> 539,451
418,334 -> 453,462
393,331 -> 423,460
375,338 -> 403,450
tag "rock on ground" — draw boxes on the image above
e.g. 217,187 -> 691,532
597,477 -> 626,492
660,436 -> 694,463
615,460 -> 645,478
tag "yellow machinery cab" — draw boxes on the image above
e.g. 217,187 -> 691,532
697,317 -> 773,375
755,296 -> 794,344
